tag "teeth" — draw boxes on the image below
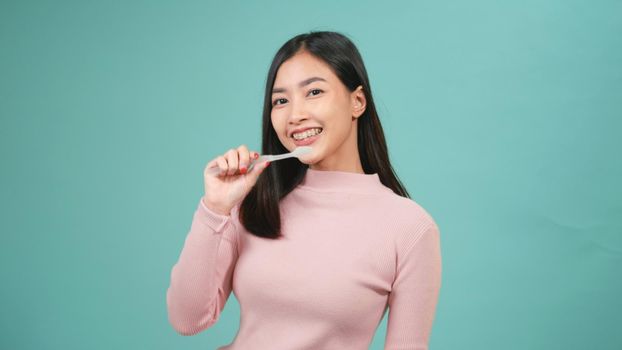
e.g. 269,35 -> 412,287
293,128 -> 322,140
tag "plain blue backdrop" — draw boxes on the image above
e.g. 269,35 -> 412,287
1,1 -> 621,349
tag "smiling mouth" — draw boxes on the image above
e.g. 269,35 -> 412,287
291,127 -> 323,140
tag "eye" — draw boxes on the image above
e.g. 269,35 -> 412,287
272,98 -> 287,106
308,89 -> 323,96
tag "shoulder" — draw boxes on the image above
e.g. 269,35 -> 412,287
374,191 -> 440,252
377,191 -> 438,229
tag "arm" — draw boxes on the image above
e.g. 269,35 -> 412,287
384,224 -> 442,350
166,197 -> 241,336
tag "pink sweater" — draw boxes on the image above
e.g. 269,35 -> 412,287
167,168 -> 442,349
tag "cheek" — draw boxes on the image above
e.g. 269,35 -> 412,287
321,95 -> 350,120
324,105 -> 352,132
270,112 -> 283,133
270,111 -> 290,144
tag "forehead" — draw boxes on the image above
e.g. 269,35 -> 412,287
273,51 -> 337,86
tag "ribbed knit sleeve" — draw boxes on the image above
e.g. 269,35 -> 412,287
166,197 -> 240,336
384,224 -> 442,350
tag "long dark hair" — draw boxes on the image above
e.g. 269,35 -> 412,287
239,31 -> 411,239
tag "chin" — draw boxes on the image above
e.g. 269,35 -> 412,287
298,157 -> 315,165
297,152 -> 319,166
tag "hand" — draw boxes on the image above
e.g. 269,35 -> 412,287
202,144 -> 270,215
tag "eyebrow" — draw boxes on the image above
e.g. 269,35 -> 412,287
272,76 -> 327,94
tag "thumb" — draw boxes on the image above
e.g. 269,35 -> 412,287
247,159 -> 270,179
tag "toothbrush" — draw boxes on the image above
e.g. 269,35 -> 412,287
206,146 -> 313,175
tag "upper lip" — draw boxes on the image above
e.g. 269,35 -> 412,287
288,126 -> 323,138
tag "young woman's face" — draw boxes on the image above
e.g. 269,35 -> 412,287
270,50 -> 366,172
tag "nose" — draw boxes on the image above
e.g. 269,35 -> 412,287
287,98 -> 309,125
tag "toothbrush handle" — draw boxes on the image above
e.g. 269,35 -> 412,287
247,155 -> 271,172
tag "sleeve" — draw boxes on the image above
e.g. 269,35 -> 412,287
384,223 -> 442,350
166,197 -> 241,336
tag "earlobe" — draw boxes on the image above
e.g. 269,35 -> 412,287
353,98 -> 366,117
351,86 -> 366,118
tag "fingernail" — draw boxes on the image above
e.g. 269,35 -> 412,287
265,161 -> 270,167
254,153 -> 260,159
240,167 -> 247,174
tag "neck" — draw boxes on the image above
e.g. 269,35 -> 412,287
297,167 -> 390,194
309,162 -> 365,173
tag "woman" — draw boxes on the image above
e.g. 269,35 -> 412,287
166,31 -> 442,350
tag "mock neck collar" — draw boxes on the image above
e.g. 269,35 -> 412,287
297,167 -> 389,194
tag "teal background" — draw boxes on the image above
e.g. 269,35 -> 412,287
1,0 -> 621,349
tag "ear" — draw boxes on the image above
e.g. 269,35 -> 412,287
351,85 -> 366,119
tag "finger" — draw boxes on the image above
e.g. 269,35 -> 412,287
248,159 -> 270,178
205,158 -> 220,175
225,149 -> 238,176
247,150 -> 260,171
237,145 -> 250,174
206,158 -> 218,169
215,156 -> 228,176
